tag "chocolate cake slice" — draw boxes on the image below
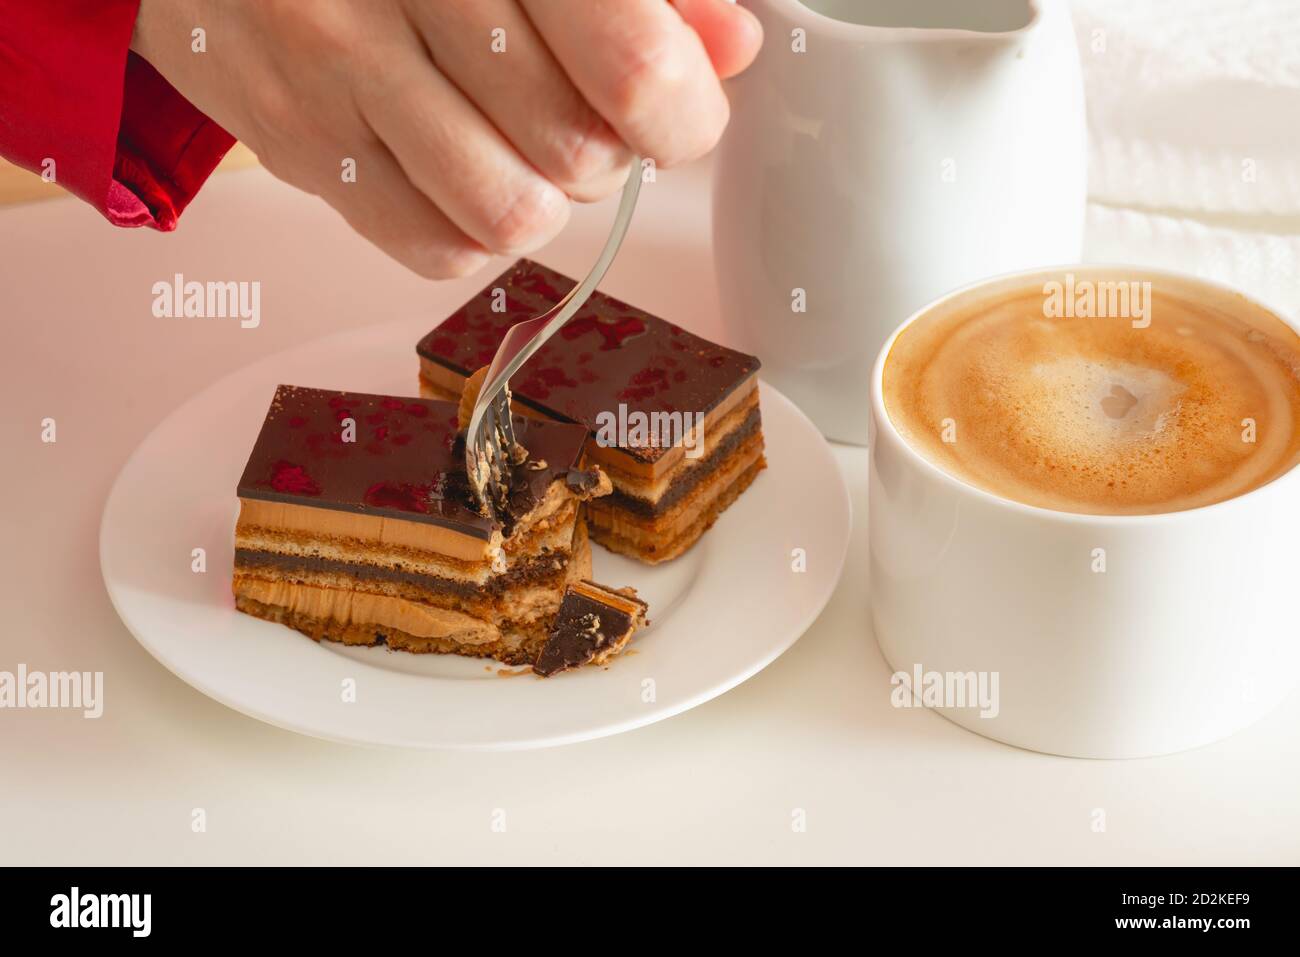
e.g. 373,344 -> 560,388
416,258 -> 766,563
533,581 -> 649,677
232,385 -> 610,665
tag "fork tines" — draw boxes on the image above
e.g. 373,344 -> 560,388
472,388 -> 516,519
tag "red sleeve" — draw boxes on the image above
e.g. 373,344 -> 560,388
0,0 -> 236,230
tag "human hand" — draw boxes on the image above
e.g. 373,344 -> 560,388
131,0 -> 762,277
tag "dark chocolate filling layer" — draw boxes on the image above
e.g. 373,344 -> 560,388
603,407 -> 762,518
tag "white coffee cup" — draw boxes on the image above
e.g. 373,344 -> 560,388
713,0 -> 1086,444
869,265 -> 1300,759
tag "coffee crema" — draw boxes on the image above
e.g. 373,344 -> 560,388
883,275 -> 1300,514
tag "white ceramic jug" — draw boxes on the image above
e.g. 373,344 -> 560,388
713,0 -> 1086,443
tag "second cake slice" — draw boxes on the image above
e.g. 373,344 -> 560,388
416,258 -> 766,563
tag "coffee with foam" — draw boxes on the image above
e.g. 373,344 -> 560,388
883,274 -> 1300,514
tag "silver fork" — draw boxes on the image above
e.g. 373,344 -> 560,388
466,158 -> 643,518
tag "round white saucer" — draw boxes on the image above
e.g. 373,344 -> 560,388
99,317 -> 850,749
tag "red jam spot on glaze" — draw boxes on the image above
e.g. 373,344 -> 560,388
708,355 -> 727,368
443,312 -> 469,334
364,481 -> 432,513
269,461 -> 321,496
405,403 -> 428,418
518,365 -> 578,399
502,295 -> 531,315
393,433 -> 413,446
618,367 -> 669,402
517,273 -> 562,301
381,397 -> 405,411
288,416 -> 308,428
304,431 -> 347,458
334,408 -> 352,422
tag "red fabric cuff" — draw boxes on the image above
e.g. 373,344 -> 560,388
112,54 -> 237,230
0,0 -> 235,231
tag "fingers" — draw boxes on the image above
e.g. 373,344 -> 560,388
358,37 -> 572,256
314,138 -> 492,280
520,0 -> 731,168
217,36 -> 490,276
167,0 -> 758,279
255,117 -> 490,279
671,0 -> 764,78
408,0 -> 633,203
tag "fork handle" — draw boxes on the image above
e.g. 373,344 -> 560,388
474,157 -> 643,417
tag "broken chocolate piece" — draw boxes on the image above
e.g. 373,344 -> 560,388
533,580 -> 649,677
565,468 -> 601,494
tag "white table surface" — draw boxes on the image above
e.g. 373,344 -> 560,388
2,160 -> 1297,866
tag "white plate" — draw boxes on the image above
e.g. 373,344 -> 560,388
99,317 -> 850,750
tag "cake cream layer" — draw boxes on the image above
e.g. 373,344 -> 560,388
420,368 -> 762,516
235,502 -> 591,626
589,431 -> 765,541
424,368 -> 766,563
601,396 -> 762,514
234,543 -> 573,609
237,579 -> 501,646
233,524 -> 593,664
234,571 -> 576,640
236,594 -> 536,662
587,436 -> 766,563
234,478 -> 591,582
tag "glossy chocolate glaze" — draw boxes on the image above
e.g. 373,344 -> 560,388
236,385 -> 591,539
415,259 -> 761,464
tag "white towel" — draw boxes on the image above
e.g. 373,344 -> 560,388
1073,0 -> 1300,216
1086,204 -> 1300,316
1071,0 -> 1300,315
